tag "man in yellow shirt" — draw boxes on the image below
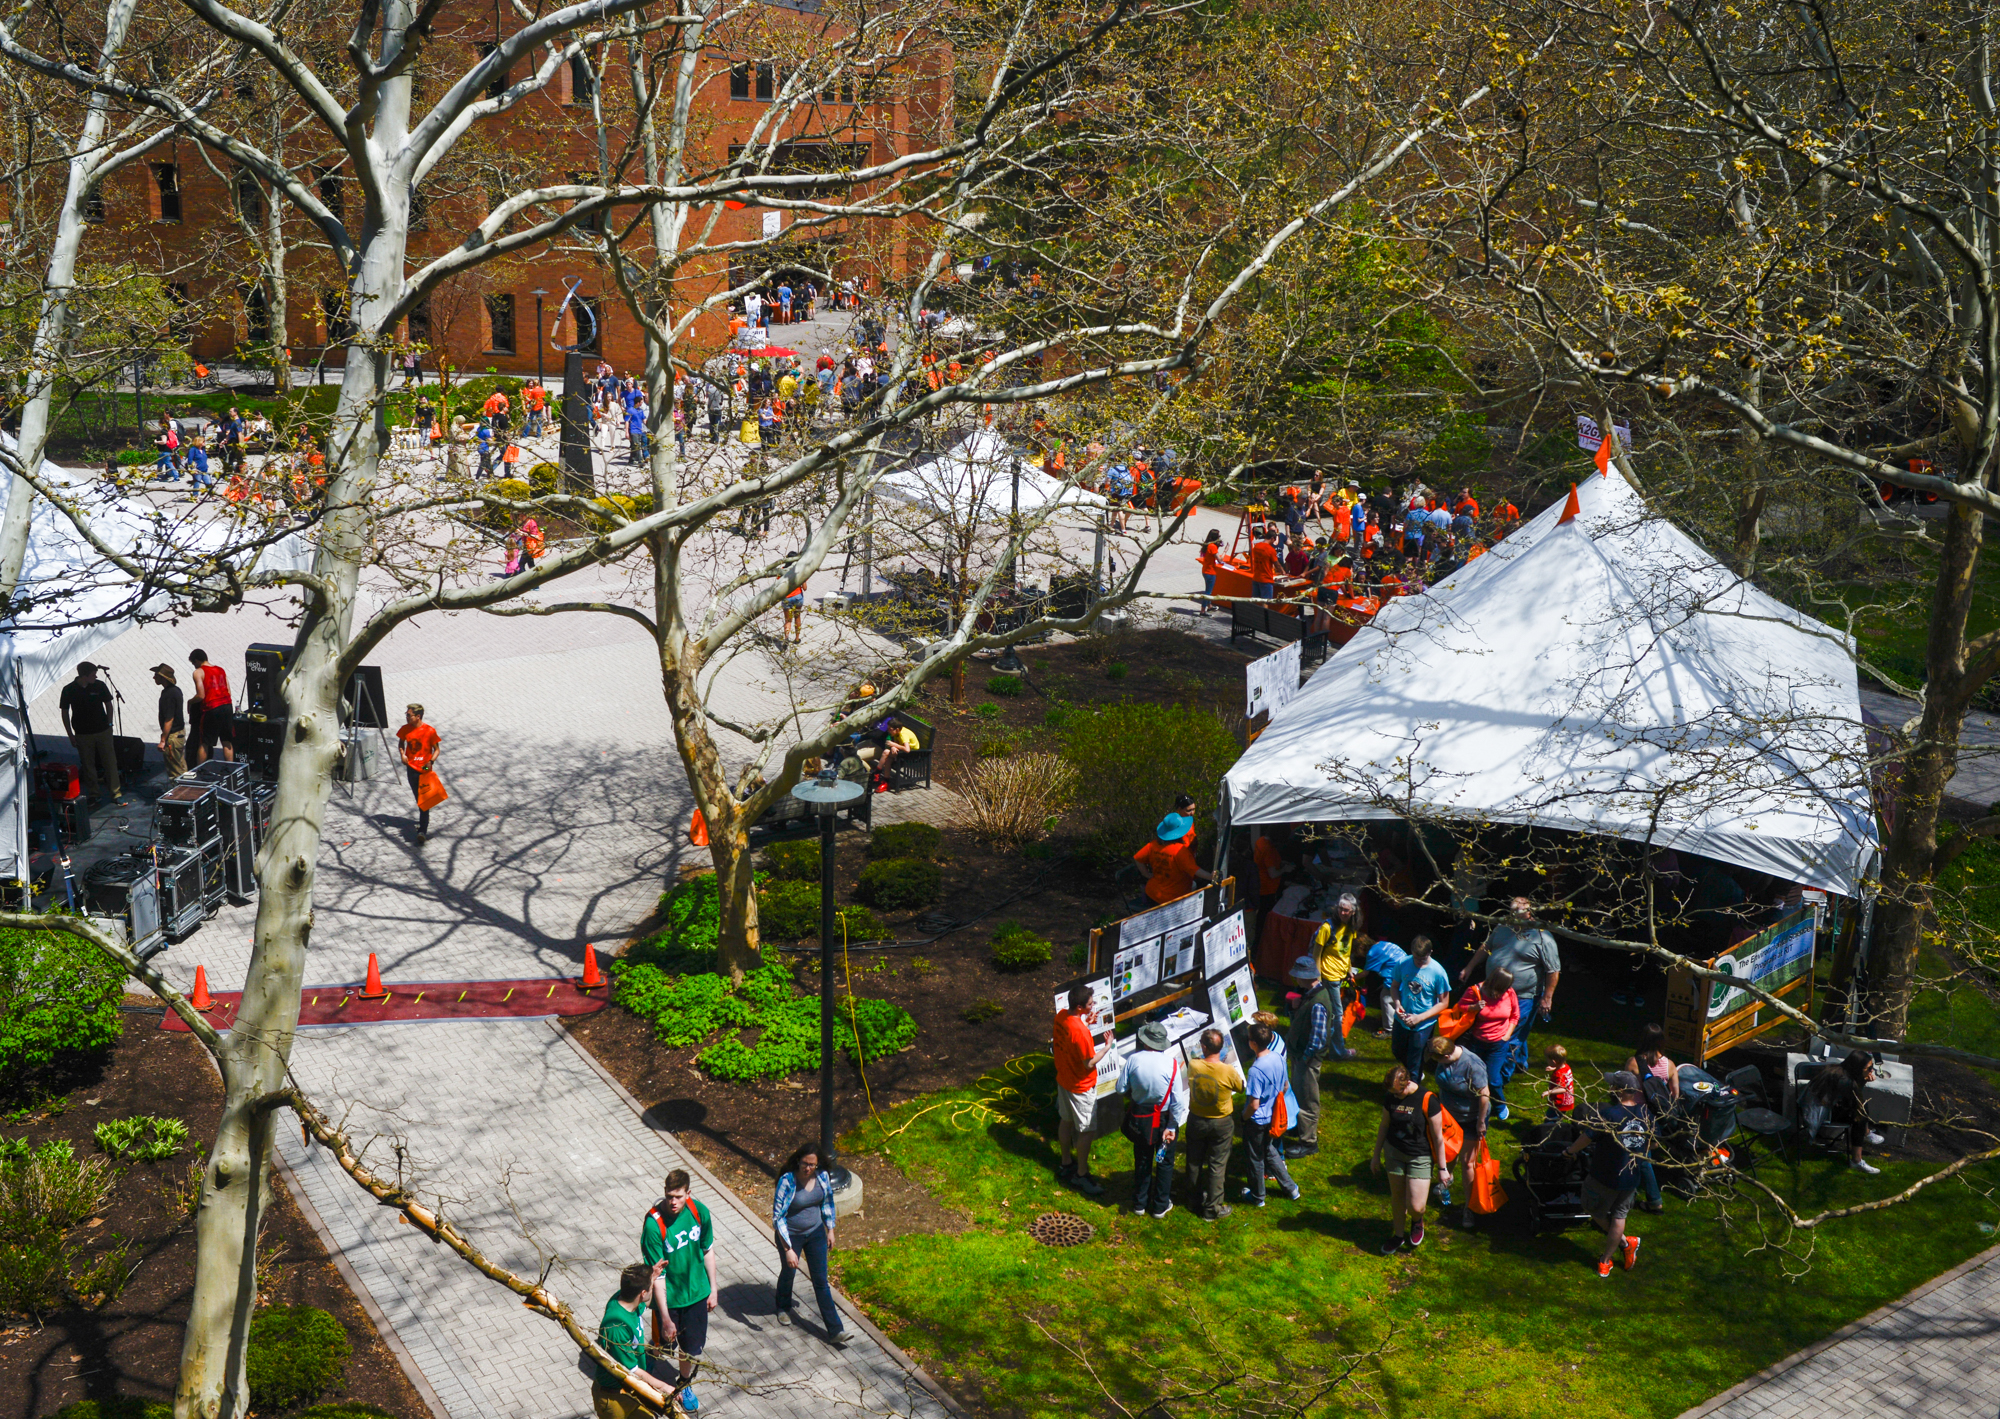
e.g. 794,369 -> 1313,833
1184,1028 -> 1245,1220
1310,892 -> 1363,1063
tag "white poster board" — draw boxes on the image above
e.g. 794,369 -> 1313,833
1246,640 -> 1301,718
1204,910 -> 1248,976
761,209 -> 783,238
1162,921 -> 1202,979
1111,935 -> 1163,1001
1119,890 -> 1204,946
1206,964 -> 1258,1032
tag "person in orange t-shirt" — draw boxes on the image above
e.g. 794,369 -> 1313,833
1053,984 -> 1110,1193
1253,829 -> 1290,925
1249,526 -> 1279,599
1198,530 -> 1223,613
397,703 -> 443,844
1134,812 -> 1213,904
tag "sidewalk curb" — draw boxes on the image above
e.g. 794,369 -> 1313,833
1675,1241 -> 2000,1417
549,1018 -> 973,1419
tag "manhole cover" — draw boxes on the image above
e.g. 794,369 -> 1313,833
1027,1212 -> 1095,1247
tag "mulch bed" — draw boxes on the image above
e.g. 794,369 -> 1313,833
0,1006 -> 432,1419
566,626 -> 1255,1240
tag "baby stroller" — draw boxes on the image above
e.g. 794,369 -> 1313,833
1514,1117 -> 1595,1235
1649,1066 -> 1747,1195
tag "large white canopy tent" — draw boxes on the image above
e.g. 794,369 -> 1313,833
875,426 -> 1106,520
0,441 -> 313,880
1221,471 -> 1878,896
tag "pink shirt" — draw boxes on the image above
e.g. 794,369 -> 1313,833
1459,984 -> 1521,1043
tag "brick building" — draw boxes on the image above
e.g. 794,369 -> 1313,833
73,13 -> 952,378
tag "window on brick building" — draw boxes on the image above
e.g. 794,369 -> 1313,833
245,286 -> 271,343
83,185 -> 106,223
236,171 -> 264,225
479,43 -> 510,101
757,62 -> 775,99
569,55 -> 595,104
408,298 -> 431,349
568,172 -> 602,233
573,296 -> 602,355
316,167 -> 344,222
153,164 -> 181,222
168,284 -> 193,342
486,294 -> 516,353
321,290 -> 353,342
730,64 -> 750,99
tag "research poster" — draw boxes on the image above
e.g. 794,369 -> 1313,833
1111,935 -> 1163,1001
1163,922 -> 1202,979
1207,963 -> 1258,1031
1204,910 -> 1248,975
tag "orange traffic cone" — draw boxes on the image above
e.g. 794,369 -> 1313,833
359,952 -> 388,1001
689,809 -> 709,847
579,944 -> 605,991
190,965 -> 214,1012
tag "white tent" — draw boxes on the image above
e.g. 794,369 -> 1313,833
0,442 -> 314,878
875,426 -> 1105,519
1222,472 -> 1878,895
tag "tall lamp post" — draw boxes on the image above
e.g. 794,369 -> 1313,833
791,771 -> 865,1211
531,288 -> 548,391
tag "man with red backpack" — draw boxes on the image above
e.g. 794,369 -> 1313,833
1121,1023 -> 1189,1219
640,1169 -> 717,1413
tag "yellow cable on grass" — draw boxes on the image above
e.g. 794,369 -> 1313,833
840,914 -> 891,1144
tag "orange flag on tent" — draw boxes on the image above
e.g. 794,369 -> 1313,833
1595,428 -> 1615,476
1557,483 -> 1581,524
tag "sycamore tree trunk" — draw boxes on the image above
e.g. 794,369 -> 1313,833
176,236 -> 396,1419
1863,496 -> 1985,1038
0,0 -> 146,602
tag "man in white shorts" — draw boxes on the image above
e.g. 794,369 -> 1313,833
1053,985 -> 1111,1196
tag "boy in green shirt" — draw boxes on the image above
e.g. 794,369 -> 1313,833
591,1262 -> 670,1419
640,1169 -> 718,1413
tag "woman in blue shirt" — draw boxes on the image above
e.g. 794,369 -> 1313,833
771,1146 -> 848,1345
1387,935 -> 1452,1080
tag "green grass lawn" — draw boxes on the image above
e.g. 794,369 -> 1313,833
836,1003 -> 2000,1418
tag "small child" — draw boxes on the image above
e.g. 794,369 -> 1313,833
1545,1044 -> 1575,1119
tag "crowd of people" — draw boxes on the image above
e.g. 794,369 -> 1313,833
1051,868 -> 1896,1276
585,1153 -> 856,1418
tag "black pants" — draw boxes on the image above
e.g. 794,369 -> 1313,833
1130,1127 -> 1176,1215
407,766 -> 430,835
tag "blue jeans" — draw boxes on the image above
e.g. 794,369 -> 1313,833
1495,992 -> 1539,1100
1636,1157 -> 1663,1209
1253,582 -> 1275,599
1131,1131 -> 1176,1215
1392,1019 -> 1436,1080
1466,1033 -> 1511,1105
776,1227 -> 843,1336
1245,1123 -> 1294,1201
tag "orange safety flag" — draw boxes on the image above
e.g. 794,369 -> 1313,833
1468,1138 -> 1508,1214
688,808 -> 709,846
1595,426 -> 1615,476
415,768 -> 448,811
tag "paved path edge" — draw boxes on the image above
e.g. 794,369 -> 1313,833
272,1147 -> 457,1419
546,1019 -> 974,1419
1674,1241 -> 2000,1418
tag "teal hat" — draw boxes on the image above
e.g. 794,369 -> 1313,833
1156,813 -> 1193,842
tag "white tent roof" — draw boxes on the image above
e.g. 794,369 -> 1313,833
1223,472 -> 1878,895
876,426 -> 1104,519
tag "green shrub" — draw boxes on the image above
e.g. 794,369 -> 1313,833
1058,704 -> 1241,865
483,477 -> 532,528
94,1115 -> 188,1163
0,929 -> 124,1090
295,1406 -> 397,1419
757,880 -> 887,940
976,734 -> 1015,758
845,996 -> 919,1062
1105,662 -> 1128,681
962,998 -> 1005,1024
0,1139 -> 128,1318
621,876 -> 723,973
526,460 -> 561,496
986,675 -> 1024,696
990,923 -> 1053,972
47,1401 -> 173,1419
1069,942 -> 1089,967
869,822 -> 942,860
763,839 -> 821,881
855,858 -> 942,911
973,702 -> 1001,720
247,1305 -> 351,1410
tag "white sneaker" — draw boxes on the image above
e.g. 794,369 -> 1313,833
1863,1131 -> 1886,1146
1850,1158 -> 1881,1175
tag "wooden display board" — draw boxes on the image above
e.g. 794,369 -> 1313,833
1662,905 -> 1819,1063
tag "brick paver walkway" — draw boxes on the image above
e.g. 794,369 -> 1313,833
1679,1244 -> 2000,1418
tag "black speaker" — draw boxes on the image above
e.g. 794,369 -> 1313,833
47,796 -> 90,846
84,851 -> 164,956
235,714 -> 285,782
250,783 -> 275,846
114,735 -> 146,779
154,844 -> 206,939
196,836 -> 226,910
244,643 -> 294,717
155,782 -> 219,846
186,759 -> 250,795
219,833 -> 255,904
341,665 -> 387,729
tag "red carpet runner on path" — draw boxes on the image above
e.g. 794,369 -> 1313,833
161,976 -> 610,1031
